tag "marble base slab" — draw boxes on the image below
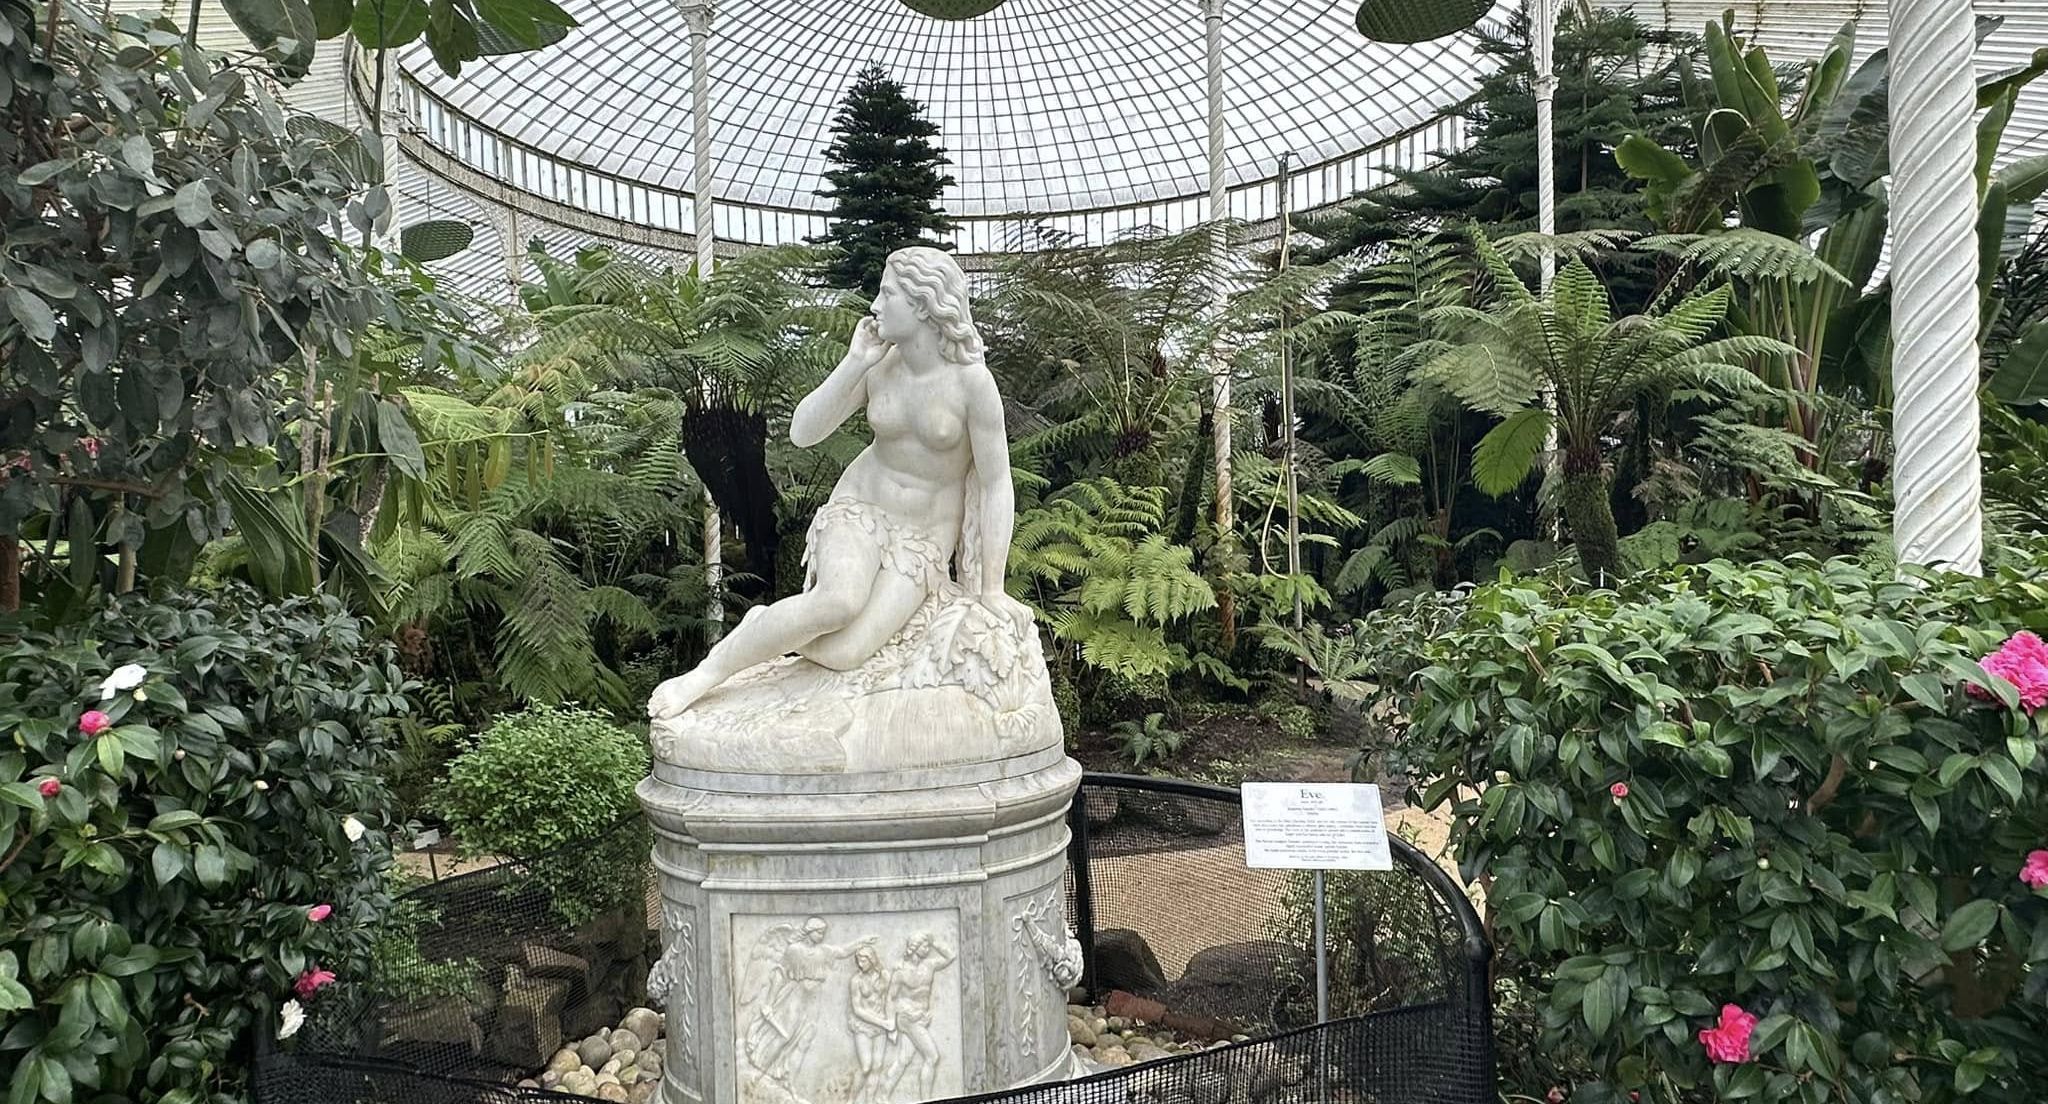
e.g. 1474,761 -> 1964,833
638,751 -> 1084,1104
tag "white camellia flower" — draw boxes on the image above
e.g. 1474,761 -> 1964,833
341,815 -> 366,843
278,999 -> 306,1040
99,663 -> 147,701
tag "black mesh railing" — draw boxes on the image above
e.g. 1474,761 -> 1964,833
256,774 -> 1492,1104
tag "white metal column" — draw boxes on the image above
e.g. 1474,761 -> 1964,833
1204,0 -> 1233,543
1531,0 -> 1557,290
1886,0 -> 1983,575
680,0 -> 726,629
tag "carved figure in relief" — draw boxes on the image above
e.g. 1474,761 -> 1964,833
883,933 -> 956,1098
648,246 -> 1029,723
845,946 -> 896,1104
739,918 -> 878,1089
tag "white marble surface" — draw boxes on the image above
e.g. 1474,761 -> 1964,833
639,246 -> 1083,1104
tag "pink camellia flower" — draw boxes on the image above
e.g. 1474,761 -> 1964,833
79,437 -> 100,458
1545,1088 -> 1566,1104
2022,850 -> 2048,891
1698,1004 -> 1759,1064
294,968 -> 337,999
1968,631 -> 2048,711
307,904 -> 333,923
78,710 -> 111,736
1609,782 -> 1629,801
38,778 -> 60,798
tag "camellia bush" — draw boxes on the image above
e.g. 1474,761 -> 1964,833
0,585 -> 410,1103
1394,555 -> 2048,1103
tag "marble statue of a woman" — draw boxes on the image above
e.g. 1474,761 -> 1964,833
645,246 -> 1060,773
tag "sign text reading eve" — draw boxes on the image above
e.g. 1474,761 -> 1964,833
1240,782 -> 1393,871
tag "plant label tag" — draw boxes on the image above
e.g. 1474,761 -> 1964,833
1240,782 -> 1393,871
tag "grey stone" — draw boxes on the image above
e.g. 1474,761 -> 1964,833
616,1065 -> 640,1085
620,1007 -> 663,1047
547,1048 -> 583,1075
611,1047 -> 639,1070
597,1086 -> 630,1103
1067,1014 -> 1097,1047
1092,929 -> 1168,993
627,1083 -> 658,1104
491,967 -> 569,1069
577,1033 -> 614,1069
540,1070 -> 563,1089
517,1080 -> 539,1089
378,998 -> 481,1056
522,943 -> 593,988
1163,941 -> 1312,1027
561,1069 -> 598,1096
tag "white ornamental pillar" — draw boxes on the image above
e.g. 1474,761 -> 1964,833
1531,0 -> 1556,290
1203,0 -> 1233,543
1886,0 -> 1983,575
680,0 -> 726,628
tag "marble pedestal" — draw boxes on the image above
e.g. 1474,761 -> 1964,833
638,598 -> 1086,1104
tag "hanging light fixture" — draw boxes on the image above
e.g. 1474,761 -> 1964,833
1352,0 -> 1489,43
900,0 -> 1002,19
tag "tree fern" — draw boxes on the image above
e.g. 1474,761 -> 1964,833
1640,230 -> 1851,289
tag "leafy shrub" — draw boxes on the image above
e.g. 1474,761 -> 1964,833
0,586 -> 410,1103
1394,557 -> 2048,1103
1107,712 -> 1185,769
434,704 -> 649,926
1254,695 -> 1320,743
365,890 -> 481,1011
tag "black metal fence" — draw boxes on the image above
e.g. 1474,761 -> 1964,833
256,773 -> 1492,1103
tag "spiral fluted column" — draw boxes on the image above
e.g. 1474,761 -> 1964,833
1886,0 -> 1983,575
1531,0 -> 1556,291
1204,0 -> 1233,543
680,0 -> 725,628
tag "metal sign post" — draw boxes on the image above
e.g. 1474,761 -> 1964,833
1241,782 -> 1393,1023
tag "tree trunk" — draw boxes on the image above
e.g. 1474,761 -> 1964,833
1560,448 -> 1621,586
0,536 -> 18,613
679,405 -> 780,598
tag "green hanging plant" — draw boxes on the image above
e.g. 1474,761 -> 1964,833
400,219 -> 477,263
901,0 -> 1002,20
1353,0 -> 1489,44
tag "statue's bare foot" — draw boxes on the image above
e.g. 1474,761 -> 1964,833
649,670 -> 713,720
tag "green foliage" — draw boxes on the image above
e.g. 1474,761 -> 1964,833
0,584 -> 410,1103
0,6 -> 392,604
1427,232 -> 1794,582
239,0 -> 577,77
1107,713 -> 1185,769
434,704 -> 649,926
1309,6 -> 1696,272
365,891 -> 480,1009
435,704 -> 645,859
809,65 -> 958,294
523,244 -> 857,597
1009,478 -> 1216,689
1394,556 -> 2048,1102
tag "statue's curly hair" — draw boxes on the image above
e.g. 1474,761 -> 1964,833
885,246 -> 983,364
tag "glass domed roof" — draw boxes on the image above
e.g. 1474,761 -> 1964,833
394,0 -> 1505,223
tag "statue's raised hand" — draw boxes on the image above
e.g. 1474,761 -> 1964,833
847,316 -> 890,369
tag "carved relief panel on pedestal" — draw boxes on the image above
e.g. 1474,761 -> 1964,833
730,911 -> 962,1104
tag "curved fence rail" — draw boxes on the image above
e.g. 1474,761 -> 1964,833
255,773 -> 1493,1103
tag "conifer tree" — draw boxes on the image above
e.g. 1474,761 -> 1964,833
811,65 -> 959,294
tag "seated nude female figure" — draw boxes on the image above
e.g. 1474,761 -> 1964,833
649,246 -> 1023,721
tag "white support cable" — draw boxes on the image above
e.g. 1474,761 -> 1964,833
680,0 -> 725,631
1886,0 -> 1983,576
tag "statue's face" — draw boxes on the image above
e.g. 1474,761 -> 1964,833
872,269 -> 922,345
